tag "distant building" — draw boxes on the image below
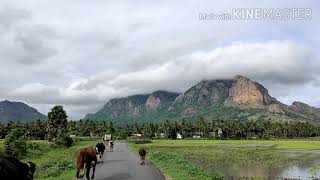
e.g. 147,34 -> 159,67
209,132 -> 215,137
193,132 -> 203,138
193,135 -> 201,139
104,134 -> 112,141
133,133 -> 142,137
217,128 -> 222,137
176,133 -> 183,139
159,133 -> 165,138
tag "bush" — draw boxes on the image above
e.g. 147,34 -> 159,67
128,139 -> 152,144
27,142 -> 40,151
4,128 -> 27,159
56,134 -> 74,147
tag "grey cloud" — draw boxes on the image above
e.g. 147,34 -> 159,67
0,7 -> 57,65
13,33 -> 56,65
127,37 -> 218,71
0,7 -> 30,29
40,40 -> 319,109
7,83 -> 103,106
0,1 -> 319,119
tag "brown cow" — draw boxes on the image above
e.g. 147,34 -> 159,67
76,146 -> 97,180
138,148 -> 147,165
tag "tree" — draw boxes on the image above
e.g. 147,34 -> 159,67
47,106 -> 68,142
4,127 -> 27,159
0,123 -> 7,139
56,133 -> 74,147
27,119 -> 47,140
107,122 -> 115,134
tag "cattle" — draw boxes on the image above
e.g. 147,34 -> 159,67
0,156 -> 36,180
76,146 -> 97,180
108,140 -> 114,152
95,143 -> 105,163
138,148 -> 147,165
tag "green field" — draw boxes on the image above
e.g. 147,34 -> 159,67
0,138 -> 100,180
2,139 -> 320,179
128,139 -> 320,180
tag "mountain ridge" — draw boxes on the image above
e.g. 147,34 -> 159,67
0,100 -> 47,122
85,75 -> 320,125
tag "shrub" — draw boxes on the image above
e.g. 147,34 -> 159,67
4,128 -> 27,159
128,139 -> 152,144
56,134 -> 73,147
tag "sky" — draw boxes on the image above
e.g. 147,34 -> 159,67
0,0 -> 319,120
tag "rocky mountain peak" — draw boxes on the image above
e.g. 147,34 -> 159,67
227,75 -> 277,106
292,101 -> 310,107
145,91 -> 179,110
291,101 -> 320,111
289,101 -> 320,120
84,75 -> 320,124
173,79 -> 234,107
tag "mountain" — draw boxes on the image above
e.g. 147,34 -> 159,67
85,75 -> 320,125
226,75 -> 278,106
0,100 -> 47,122
288,101 -> 320,121
172,79 -> 233,107
85,91 -> 180,124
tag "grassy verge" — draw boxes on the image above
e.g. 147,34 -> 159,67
0,138 -> 100,180
128,140 -> 222,180
27,139 -> 101,180
128,139 -> 320,180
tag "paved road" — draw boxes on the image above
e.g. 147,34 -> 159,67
87,142 -> 165,180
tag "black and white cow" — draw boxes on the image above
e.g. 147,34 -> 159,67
0,156 -> 36,180
95,143 -> 105,163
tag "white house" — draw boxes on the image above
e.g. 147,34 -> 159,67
133,133 -> 142,137
193,135 -> 201,139
217,128 -> 223,137
104,134 -> 112,141
159,133 -> 165,138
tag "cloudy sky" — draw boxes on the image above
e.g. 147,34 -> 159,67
0,0 -> 319,119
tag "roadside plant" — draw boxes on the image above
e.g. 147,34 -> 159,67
4,127 -> 28,159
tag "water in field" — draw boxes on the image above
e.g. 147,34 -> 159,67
233,162 -> 320,180
181,146 -> 320,180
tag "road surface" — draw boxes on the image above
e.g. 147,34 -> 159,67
88,142 -> 166,180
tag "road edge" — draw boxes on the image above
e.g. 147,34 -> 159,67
125,143 -> 168,180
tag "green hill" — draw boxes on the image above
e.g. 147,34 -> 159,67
0,100 -> 47,122
85,75 -> 320,126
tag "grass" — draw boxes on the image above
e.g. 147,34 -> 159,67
0,139 -> 3,155
128,139 -> 320,180
147,139 -> 320,150
2,138 -> 320,179
128,140 -> 222,180
0,138 -> 100,180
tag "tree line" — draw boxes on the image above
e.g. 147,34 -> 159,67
1,107 -> 320,141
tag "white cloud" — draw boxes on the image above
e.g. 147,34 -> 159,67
6,40 -> 319,119
0,1 -> 319,119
